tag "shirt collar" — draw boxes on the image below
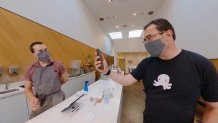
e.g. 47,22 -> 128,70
32,60 -> 54,67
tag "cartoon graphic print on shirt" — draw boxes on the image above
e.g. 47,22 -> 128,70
153,74 -> 172,90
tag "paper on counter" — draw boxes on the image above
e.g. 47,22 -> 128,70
86,111 -> 95,122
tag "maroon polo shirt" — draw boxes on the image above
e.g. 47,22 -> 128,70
24,60 -> 66,95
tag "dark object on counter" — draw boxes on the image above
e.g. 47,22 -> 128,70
19,85 -> 25,88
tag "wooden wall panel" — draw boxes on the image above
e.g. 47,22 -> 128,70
0,8 -> 113,83
210,59 -> 218,71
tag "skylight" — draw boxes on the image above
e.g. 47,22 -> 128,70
109,32 -> 122,39
129,30 -> 143,38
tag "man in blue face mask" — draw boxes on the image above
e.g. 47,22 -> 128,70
24,41 -> 68,119
95,18 -> 218,123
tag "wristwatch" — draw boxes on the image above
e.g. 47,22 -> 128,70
104,69 -> 111,76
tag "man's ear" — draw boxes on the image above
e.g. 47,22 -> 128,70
32,52 -> 37,57
164,30 -> 173,41
167,30 -> 173,38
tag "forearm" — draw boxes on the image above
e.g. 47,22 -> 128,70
25,89 -> 36,100
24,81 -> 37,100
61,72 -> 69,85
202,108 -> 218,123
108,71 -> 133,86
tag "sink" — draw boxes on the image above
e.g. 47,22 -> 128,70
0,88 -> 20,94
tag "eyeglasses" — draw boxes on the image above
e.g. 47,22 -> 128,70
143,32 -> 163,43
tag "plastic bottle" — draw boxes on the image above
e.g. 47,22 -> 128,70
84,80 -> 89,94
103,90 -> 109,103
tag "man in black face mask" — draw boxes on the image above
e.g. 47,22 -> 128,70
24,41 -> 68,119
95,18 -> 218,123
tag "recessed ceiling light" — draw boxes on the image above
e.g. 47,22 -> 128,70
116,25 -> 120,28
129,30 -> 143,38
132,24 -> 135,27
148,11 -> 154,15
123,24 -> 127,27
113,16 -> 117,19
109,32 -> 122,39
133,13 -> 137,16
99,18 -> 104,21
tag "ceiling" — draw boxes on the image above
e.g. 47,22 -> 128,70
83,0 -> 164,40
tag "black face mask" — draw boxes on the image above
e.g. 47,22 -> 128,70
144,39 -> 165,57
37,51 -> 50,61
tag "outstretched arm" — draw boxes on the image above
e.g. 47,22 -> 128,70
94,52 -> 137,86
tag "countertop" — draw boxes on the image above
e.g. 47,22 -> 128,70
0,71 -> 96,99
26,78 -> 123,123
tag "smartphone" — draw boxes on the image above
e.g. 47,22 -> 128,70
96,49 -> 104,69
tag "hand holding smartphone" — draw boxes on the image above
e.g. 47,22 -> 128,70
96,49 -> 104,69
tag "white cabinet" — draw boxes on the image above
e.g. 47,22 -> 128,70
0,93 -> 29,123
0,72 -> 95,123
62,71 -> 95,98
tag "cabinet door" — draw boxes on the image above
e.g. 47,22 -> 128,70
0,93 -> 29,123
62,77 -> 83,98
61,72 -> 96,99
83,72 -> 95,85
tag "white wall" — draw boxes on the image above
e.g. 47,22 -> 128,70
0,0 -> 113,55
113,0 -> 218,66
113,37 -> 145,53
154,0 -> 218,59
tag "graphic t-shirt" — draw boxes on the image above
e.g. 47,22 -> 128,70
131,50 -> 218,123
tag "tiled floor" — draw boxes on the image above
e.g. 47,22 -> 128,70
120,81 -> 203,123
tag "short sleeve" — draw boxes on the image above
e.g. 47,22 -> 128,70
130,61 -> 144,81
24,66 -> 32,81
201,60 -> 218,102
58,62 -> 67,75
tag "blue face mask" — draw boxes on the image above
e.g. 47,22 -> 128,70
37,51 -> 50,61
144,39 -> 165,57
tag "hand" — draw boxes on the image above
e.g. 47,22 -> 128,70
94,52 -> 108,74
30,97 -> 40,111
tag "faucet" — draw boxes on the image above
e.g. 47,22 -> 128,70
5,82 -> 9,90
